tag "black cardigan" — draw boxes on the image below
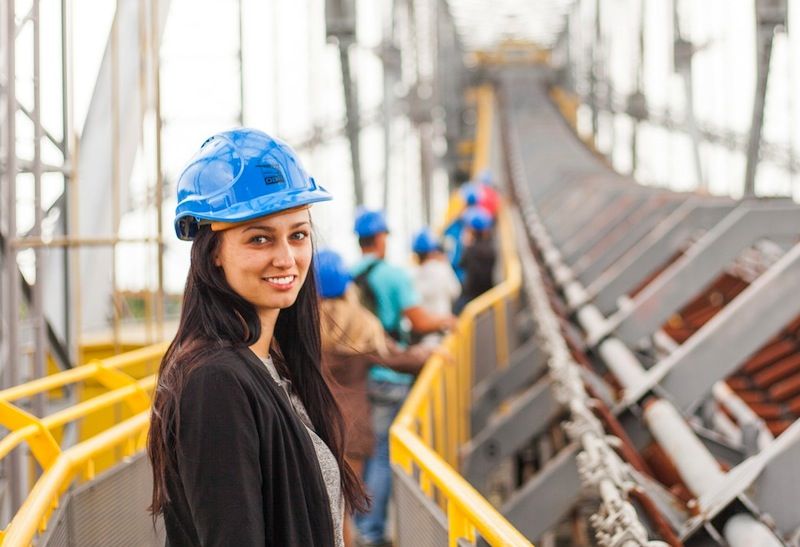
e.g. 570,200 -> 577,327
162,346 -> 336,546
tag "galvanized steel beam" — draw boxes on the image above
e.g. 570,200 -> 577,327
501,443 -> 583,542
573,197 -> 683,285
470,337 -> 547,434
601,205 -> 800,347
585,201 -> 735,315
462,375 -> 562,492
624,241 -> 800,413
562,194 -> 651,266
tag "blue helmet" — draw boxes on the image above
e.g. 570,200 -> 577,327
462,205 -> 493,231
315,249 -> 351,298
459,182 -> 483,206
174,128 -> 332,240
354,208 -> 389,238
477,169 -> 494,186
412,228 -> 441,254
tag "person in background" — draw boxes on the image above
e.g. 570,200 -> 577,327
473,169 -> 502,217
411,228 -> 461,347
456,205 -> 497,313
316,249 -> 431,547
351,208 -> 456,547
442,181 -> 491,283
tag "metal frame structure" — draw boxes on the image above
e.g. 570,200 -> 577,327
1,0 -> 169,520
462,63 -> 800,545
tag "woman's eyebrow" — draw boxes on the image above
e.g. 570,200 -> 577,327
243,221 -> 311,233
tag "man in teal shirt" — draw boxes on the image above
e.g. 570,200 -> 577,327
352,209 -> 455,546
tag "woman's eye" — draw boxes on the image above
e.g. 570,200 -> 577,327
292,231 -> 309,241
250,235 -> 270,244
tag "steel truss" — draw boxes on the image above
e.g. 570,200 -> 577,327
466,66 -> 799,545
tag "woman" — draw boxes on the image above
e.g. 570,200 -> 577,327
147,128 -> 366,546
316,248 -> 429,546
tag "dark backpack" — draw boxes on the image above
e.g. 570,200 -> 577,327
353,260 -> 402,341
353,260 -> 381,315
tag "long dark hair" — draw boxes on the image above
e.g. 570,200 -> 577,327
148,225 -> 368,516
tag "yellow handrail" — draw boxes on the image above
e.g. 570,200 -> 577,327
3,412 -> 150,546
389,83 -> 531,546
0,342 -> 167,544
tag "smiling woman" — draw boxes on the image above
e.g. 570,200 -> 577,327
147,128 -> 366,547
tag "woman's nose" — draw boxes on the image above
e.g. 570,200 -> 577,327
271,240 -> 295,268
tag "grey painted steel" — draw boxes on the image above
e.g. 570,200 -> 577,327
743,0 -> 785,198
470,337 -> 546,434
625,241 -> 800,413
501,443 -> 582,541
392,464 -> 449,547
40,453 -> 164,546
462,376 -> 562,492
562,194 -> 651,266
748,423 -> 800,538
587,201 -> 735,315
691,425 -> 745,467
679,421 -> 800,541
606,205 -> 800,347
556,190 -> 636,258
543,183 -> 622,246
472,309 -> 497,387
574,197 -> 683,284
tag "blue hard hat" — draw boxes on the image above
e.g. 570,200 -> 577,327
462,205 -> 493,231
460,182 -> 483,206
354,208 -> 389,238
174,128 -> 332,240
477,169 -> 494,186
412,228 -> 441,254
315,249 -> 351,299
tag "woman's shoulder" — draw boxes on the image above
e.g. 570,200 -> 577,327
182,345 -> 256,390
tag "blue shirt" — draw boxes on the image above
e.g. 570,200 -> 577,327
352,255 -> 420,385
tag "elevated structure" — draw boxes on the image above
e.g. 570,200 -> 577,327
2,1 -> 800,545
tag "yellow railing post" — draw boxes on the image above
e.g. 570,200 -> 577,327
0,400 -> 61,470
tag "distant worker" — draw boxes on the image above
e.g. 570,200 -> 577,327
148,128 -> 364,547
317,249 -> 431,547
411,228 -> 461,346
474,169 -> 502,217
442,181 -> 491,283
456,205 -> 497,313
351,208 -> 455,546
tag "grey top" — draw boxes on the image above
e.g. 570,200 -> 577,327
262,356 -> 345,547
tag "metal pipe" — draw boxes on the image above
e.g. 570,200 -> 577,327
338,37 -> 364,207
10,236 -> 164,249
4,0 -> 26,513
111,0 -> 121,355
32,0 -> 47,419
723,514 -> 783,547
237,0 -> 245,126
596,337 -> 647,389
137,0 -> 153,344
151,0 -> 165,340
743,22 -> 777,197
643,398 -> 726,495
61,0 -> 75,369
712,381 -> 773,450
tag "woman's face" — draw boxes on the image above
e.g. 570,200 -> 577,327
215,208 -> 313,314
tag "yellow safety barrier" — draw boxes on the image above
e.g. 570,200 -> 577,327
0,342 -> 168,545
390,83 -> 531,546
